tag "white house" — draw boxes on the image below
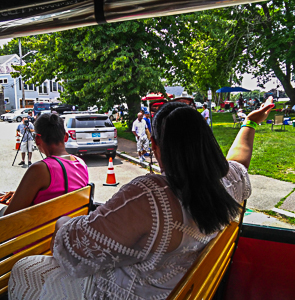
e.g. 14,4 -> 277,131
0,54 -> 63,110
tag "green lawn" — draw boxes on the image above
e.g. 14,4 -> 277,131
115,109 -> 295,183
115,121 -> 135,141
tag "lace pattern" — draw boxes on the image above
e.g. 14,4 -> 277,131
9,161 -> 251,300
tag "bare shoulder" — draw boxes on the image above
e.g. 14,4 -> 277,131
23,161 -> 50,188
27,161 -> 48,175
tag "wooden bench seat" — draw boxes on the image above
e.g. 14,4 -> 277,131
167,201 -> 246,300
0,184 -> 94,296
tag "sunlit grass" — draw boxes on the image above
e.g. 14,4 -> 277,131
115,110 -> 295,183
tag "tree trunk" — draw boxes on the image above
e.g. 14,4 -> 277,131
126,94 -> 141,131
279,79 -> 295,106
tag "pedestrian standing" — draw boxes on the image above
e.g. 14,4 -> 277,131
132,112 -> 149,162
143,112 -> 151,137
27,111 -> 35,124
201,103 -> 210,125
16,117 -> 34,166
238,94 -> 244,109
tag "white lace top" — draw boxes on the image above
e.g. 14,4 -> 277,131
53,161 -> 251,300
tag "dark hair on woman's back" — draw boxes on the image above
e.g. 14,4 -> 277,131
152,102 -> 241,234
34,113 -> 65,145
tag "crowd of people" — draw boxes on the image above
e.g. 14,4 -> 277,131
3,98 -> 275,299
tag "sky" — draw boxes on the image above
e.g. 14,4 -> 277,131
241,73 -> 278,92
0,38 -> 12,47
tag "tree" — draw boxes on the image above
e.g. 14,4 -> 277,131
0,38 -> 35,63
220,1 -> 295,105
178,11 -> 243,101
10,17 -> 196,129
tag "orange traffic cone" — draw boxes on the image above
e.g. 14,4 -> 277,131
103,157 -> 119,186
15,135 -> 21,150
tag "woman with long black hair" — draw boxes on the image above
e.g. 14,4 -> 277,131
8,99 -> 274,300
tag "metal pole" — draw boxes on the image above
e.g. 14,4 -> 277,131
18,39 -> 25,108
208,88 -> 213,130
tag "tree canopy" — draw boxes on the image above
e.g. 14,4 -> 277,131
8,17 -> 198,126
219,0 -> 295,105
3,0 -> 295,119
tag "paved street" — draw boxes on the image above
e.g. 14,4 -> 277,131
0,121 -> 148,204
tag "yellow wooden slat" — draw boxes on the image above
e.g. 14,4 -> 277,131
0,185 -> 92,296
195,229 -> 238,299
167,221 -> 239,300
0,186 -> 90,243
0,237 -> 51,275
0,285 -> 8,295
0,207 -> 88,258
200,242 -> 236,300
206,257 -> 231,300
0,221 -> 55,259
0,272 -> 10,290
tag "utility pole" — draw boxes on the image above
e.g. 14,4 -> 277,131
0,84 -> 5,115
207,87 -> 213,129
18,39 -> 25,108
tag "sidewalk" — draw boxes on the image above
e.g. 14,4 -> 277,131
117,137 -> 160,172
117,137 -> 295,227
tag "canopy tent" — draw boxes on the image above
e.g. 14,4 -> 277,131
216,87 -> 251,93
142,93 -> 174,101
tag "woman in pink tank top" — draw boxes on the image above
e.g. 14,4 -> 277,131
4,113 -> 89,215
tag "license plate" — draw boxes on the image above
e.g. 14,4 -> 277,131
92,132 -> 100,138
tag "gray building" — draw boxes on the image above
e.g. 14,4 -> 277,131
0,54 -> 62,111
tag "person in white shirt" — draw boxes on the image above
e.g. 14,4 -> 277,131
132,112 -> 149,162
201,103 -> 210,125
237,109 -> 247,121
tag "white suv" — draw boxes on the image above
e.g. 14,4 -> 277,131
63,114 -> 117,159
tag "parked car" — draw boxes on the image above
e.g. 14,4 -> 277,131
63,114 -> 117,159
51,104 -> 77,115
0,109 -> 18,121
107,109 -> 128,121
6,108 -> 34,122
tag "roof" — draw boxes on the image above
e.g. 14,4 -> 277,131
0,54 -> 17,65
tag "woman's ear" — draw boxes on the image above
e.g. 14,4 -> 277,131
64,132 -> 69,142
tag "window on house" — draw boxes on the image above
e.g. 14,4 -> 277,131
24,83 -> 34,91
43,82 -> 48,94
58,82 -> 63,92
4,98 -> 9,104
38,82 -> 49,94
52,81 -> 57,92
0,79 -> 8,84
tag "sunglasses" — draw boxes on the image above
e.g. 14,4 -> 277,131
34,133 -> 41,141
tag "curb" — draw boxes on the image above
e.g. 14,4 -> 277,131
116,150 -> 161,173
271,207 -> 295,219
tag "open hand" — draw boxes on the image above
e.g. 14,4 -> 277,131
246,96 -> 275,124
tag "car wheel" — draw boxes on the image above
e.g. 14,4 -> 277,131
16,117 -> 22,122
106,152 -> 116,159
